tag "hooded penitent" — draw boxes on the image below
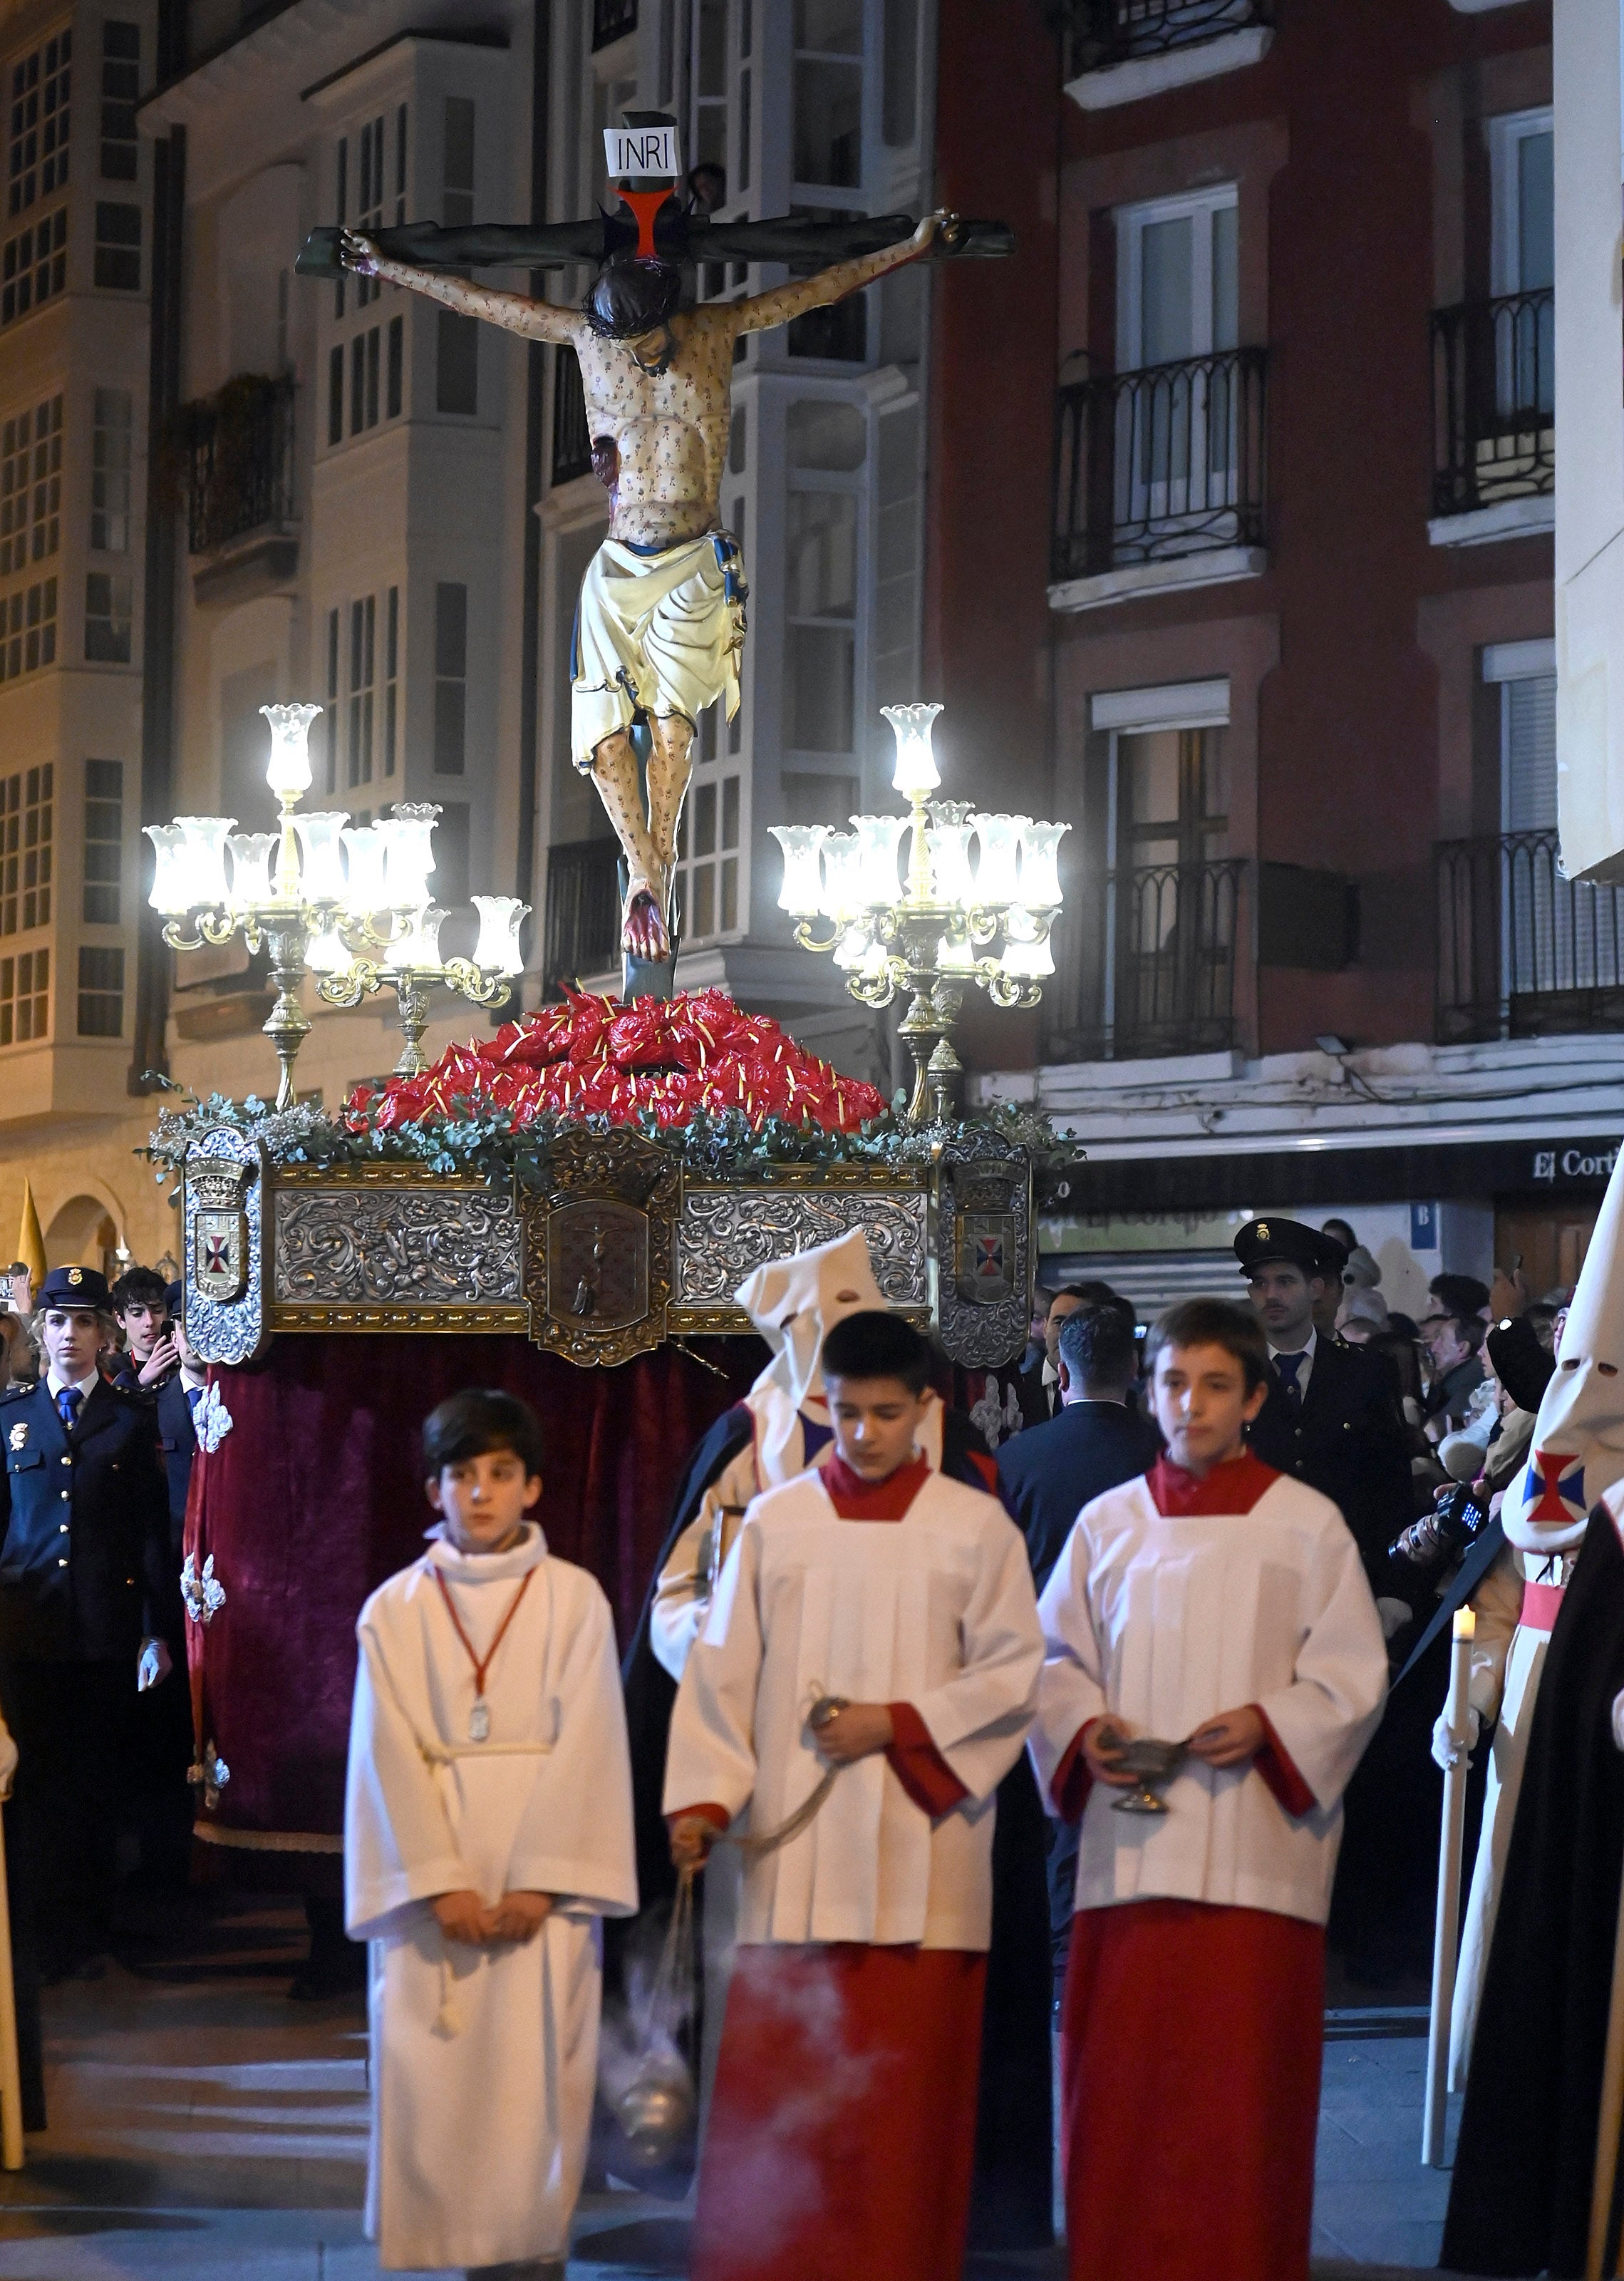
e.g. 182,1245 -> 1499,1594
1503,1148 -> 1624,1558
733,1228 -> 886,1486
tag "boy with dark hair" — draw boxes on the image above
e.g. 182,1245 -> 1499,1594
666,1310 -> 1043,2281
1032,1296 -> 1387,2281
108,1266 -> 176,1393
345,1387 -> 636,2279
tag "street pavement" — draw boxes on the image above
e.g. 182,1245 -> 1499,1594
0,1892 -> 1491,2278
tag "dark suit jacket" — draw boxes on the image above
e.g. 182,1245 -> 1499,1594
996,1399 -> 1163,1595
0,1378 -> 175,1661
1247,1337 -> 1416,1582
1015,1357 -> 1055,1433
153,1372 -> 197,1557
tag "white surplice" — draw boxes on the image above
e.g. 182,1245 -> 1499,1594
663,1469 -> 1043,1950
1030,1474 -> 1388,1927
346,1523 -> 638,2272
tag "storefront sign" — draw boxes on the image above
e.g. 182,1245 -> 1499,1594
1532,1145 -> 1621,1183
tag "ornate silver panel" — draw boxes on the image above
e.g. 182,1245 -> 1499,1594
272,1187 -> 523,1307
184,1128 -> 269,1366
676,1186 -> 929,1309
934,1127 -> 1033,1369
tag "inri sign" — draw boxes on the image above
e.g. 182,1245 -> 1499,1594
604,125 -> 681,180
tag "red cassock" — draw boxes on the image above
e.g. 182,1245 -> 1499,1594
682,1453 -> 1011,2281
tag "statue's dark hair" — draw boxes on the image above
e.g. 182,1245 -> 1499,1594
821,1310 -> 931,1397
584,255 -> 682,339
423,1389 -> 544,1481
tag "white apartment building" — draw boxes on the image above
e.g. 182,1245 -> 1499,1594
0,0 -> 938,1274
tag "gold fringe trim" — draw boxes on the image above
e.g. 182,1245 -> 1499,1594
192,1821 -> 343,1855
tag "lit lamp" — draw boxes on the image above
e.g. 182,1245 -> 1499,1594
147,704 -> 532,1106
771,701 -> 1068,1123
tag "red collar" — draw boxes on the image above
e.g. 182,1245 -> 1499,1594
821,1450 -> 930,1520
1147,1450 -> 1278,1517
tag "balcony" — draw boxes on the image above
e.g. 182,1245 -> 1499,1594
1044,855 -> 1250,1061
1051,349 -> 1268,612
1061,0 -> 1274,109
552,347 -> 594,488
1429,289 -> 1554,546
542,836 -> 621,992
1437,830 -> 1624,1043
177,374 -> 297,604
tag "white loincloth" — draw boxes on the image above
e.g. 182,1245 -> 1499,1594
571,530 -> 746,770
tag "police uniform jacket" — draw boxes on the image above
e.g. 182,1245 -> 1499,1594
1246,1337 -> 1416,1583
0,1378 -> 175,1661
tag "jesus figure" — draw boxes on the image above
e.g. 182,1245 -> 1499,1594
341,209 -> 947,962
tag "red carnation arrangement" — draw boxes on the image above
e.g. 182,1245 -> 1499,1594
346,987 -> 888,1136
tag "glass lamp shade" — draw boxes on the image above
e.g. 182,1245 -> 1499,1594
925,822 -> 976,910
851,813 -> 906,908
259,703 -> 324,799
881,702 -> 943,797
971,813 -> 1028,907
305,925 -> 353,977
226,831 -> 280,914
378,805 -> 440,909
145,823 -> 192,915
391,903 -> 446,972
857,939 -> 891,984
471,895 -> 529,977
819,831 -> 865,921
1018,820 -> 1069,909
173,816 -> 236,912
769,824 -> 829,917
1000,918 -> 1055,980
936,932 -> 978,975
294,811 -> 351,904
832,924 -> 872,969
341,824 -> 388,915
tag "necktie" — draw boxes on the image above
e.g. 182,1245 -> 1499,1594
56,1385 -> 83,1431
1274,1352 -> 1307,1410
185,1384 -> 205,1418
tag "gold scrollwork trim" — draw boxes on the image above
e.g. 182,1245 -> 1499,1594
192,1822 -> 345,1855
665,1303 -> 931,1337
269,1160 -> 507,1190
269,1304 -> 532,1334
683,1163 -> 930,1195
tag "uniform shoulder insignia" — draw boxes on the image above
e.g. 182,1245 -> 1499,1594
0,1382 -> 30,1404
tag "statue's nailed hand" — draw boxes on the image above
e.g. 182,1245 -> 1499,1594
340,227 -> 381,277
912,209 -> 959,254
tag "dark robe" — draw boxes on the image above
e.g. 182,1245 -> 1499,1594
612,1399 -> 1055,2250
1442,1502 -> 1620,2280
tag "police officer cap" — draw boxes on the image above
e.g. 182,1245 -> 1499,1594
1485,1313 -> 1556,1416
1233,1216 -> 1339,1281
35,1264 -> 111,1312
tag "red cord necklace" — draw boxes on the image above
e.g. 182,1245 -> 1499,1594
433,1560 -> 537,1743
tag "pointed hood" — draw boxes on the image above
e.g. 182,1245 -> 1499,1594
735,1231 -> 885,1485
1505,1148 -> 1624,1553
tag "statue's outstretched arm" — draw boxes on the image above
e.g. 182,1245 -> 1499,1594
340,230 -> 580,346
733,211 -> 943,336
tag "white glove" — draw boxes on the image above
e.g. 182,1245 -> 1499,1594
137,1637 -> 172,1693
1432,1705 -> 1481,1770
1375,1596 -> 1413,1641
0,1722 -> 18,1802
1611,1688 -> 1624,1754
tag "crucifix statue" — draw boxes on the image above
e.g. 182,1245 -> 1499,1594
299,113 -> 1010,983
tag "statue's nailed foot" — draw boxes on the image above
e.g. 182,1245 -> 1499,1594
622,880 -> 672,963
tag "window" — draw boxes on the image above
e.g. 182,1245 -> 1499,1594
383,585 -> 398,776
354,113 -> 383,307
83,758 -> 121,925
691,0 -> 727,174
1489,108 -> 1554,418
350,324 -> 381,433
0,577 -> 56,683
784,400 -> 864,757
437,99 -> 478,415
324,606 -> 340,793
387,314 -> 403,417
435,800 -> 470,910
0,763 -> 52,934
76,944 -> 122,1036
333,133 -> 347,321
7,29 -> 70,217
348,594 -> 376,787
674,768 -> 741,942
394,102 -> 408,224
0,947 -> 47,1044
90,388 -> 130,551
100,22 -> 138,182
84,570 -> 130,662
1,394 -> 61,574
794,0 -> 862,192
1,205 -> 65,325
1117,185 -> 1238,371
93,200 -> 140,291
433,582 -> 467,775
328,343 -> 343,446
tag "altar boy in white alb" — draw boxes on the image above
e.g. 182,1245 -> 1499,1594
665,1311 -> 1044,2281
1031,1298 -> 1387,2281
345,1390 -> 637,2280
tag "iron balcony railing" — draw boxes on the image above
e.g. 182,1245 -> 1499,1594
1053,347 -> 1267,581
543,836 -> 621,991
592,0 -> 638,51
182,374 -> 296,557
552,346 -> 594,487
1061,0 -> 1271,74
1431,287 -> 1554,519
1045,855 -> 1249,1061
1437,829 -> 1624,1043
